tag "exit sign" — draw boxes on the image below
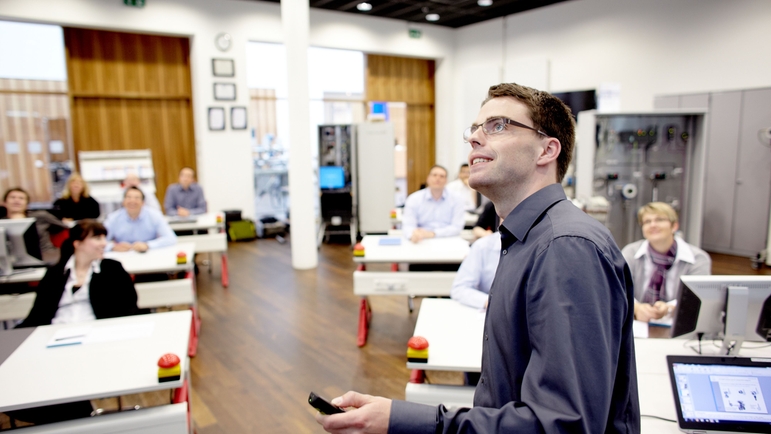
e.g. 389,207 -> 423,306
124,0 -> 145,7
409,29 -> 422,39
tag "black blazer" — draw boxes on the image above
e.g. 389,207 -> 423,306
53,196 -> 101,221
18,258 -> 139,328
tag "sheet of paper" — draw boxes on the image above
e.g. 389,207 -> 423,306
47,326 -> 92,348
633,320 -> 649,338
86,322 -> 155,344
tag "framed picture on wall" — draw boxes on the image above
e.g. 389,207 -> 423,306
231,107 -> 247,130
208,107 -> 226,131
212,58 -> 235,77
213,83 -> 236,101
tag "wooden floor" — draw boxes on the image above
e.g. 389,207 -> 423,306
187,239 -> 771,433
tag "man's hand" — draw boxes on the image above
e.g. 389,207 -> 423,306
132,241 -> 149,252
634,302 -> 669,322
112,242 -> 132,252
177,206 -> 190,217
315,391 -> 391,434
410,228 -> 436,244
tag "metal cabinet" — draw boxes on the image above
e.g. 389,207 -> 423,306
655,88 -> 771,257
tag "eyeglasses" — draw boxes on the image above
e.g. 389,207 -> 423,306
463,117 -> 549,143
641,216 -> 670,227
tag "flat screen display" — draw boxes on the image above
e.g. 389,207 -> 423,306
319,166 -> 345,190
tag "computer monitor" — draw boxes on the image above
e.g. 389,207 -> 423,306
672,275 -> 771,355
0,218 -> 45,275
319,166 -> 346,190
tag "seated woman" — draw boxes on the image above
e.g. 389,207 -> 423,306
3,187 -> 68,264
10,220 -> 140,425
53,173 -> 100,222
18,219 -> 139,327
621,202 -> 711,323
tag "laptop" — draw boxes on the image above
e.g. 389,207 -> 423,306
667,355 -> 771,433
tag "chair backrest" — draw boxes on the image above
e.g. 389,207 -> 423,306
50,228 -> 70,248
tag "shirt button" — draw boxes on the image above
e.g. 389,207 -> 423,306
480,378 -> 485,384
484,334 -> 488,341
502,250 -> 507,255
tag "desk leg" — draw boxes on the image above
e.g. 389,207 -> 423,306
221,253 -> 229,288
187,271 -> 201,358
357,297 -> 372,347
409,369 -> 425,384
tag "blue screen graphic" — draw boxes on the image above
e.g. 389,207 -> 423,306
319,166 -> 345,190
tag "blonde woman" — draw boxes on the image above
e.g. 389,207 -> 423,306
54,173 -> 100,222
621,202 -> 711,322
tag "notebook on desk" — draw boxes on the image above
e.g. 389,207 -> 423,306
378,237 -> 401,246
667,355 -> 771,433
167,216 -> 198,223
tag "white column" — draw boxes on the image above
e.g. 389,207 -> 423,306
282,0 -> 317,269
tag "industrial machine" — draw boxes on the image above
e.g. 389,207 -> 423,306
575,111 -> 707,248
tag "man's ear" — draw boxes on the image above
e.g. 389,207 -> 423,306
536,137 -> 561,167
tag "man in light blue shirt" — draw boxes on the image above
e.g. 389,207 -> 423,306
402,165 -> 465,243
451,232 -> 501,309
104,187 -> 177,252
164,167 -> 207,217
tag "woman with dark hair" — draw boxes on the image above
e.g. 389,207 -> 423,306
8,220 -> 140,425
18,219 -> 139,327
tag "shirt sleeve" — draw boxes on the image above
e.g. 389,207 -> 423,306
690,248 -> 712,275
146,213 -> 177,249
451,240 -> 489,309
422,236 -> 631,433
401,197 -> 418,240
104,213 -> 116,251
190,186 -> 207,215
432,199 -> 464,238
164,185 -> 177,216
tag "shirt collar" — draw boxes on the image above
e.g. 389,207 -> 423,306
424,188 -> 448,202
633,236 -> 695,264
63,255 -> 102,275
499,183 -> 566,242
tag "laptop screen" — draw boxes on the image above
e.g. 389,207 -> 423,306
668,355 -> 771,432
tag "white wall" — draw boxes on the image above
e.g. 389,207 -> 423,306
0,0 -> 456,217
450,0 -> 771,172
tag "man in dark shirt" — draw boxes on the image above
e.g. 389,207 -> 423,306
163,167 -> 207,217
316,83 -> 640,433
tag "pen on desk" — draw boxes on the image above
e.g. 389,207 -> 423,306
55,335 -> 86,341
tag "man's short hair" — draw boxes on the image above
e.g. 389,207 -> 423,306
4,187 -> 29,203
180,166 -> 195,176
429,164 -> 447,176
483,83 -> 575,183
637,202 -> 678,226
459,163 -> 469,169
124,186 -> 145,201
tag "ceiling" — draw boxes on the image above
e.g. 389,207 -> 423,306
254,0 -> 572,28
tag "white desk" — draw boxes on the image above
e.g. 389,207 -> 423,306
390,208 -> 478,228
354,235 -> 469,264
0,310 -> 191,413
352,236 -> 469,347
0,268 -> 47,284
166,213 -> 229,288
105,243 -> 199,357
405,299 -> 771,433
105,243 -> 195,275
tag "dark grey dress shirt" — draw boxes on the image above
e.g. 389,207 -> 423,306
163,183 -> 207,216
389,183 -> 640,433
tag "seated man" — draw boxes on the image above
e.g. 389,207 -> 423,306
445,163 -> 478,212
164,166 -> 207,217
104,187 -> 176,252
451,231 -> 501,310
402,165 -> 465,244
621,202 -> 711,322
123,173 -> 161,211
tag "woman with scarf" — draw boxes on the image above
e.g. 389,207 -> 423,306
621,202 -> 711,322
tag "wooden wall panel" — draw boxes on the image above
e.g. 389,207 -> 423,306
366,55 -> 435,194
406,104 -> 435,193
0,82 -> 70,202
65,27 -> 195,203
